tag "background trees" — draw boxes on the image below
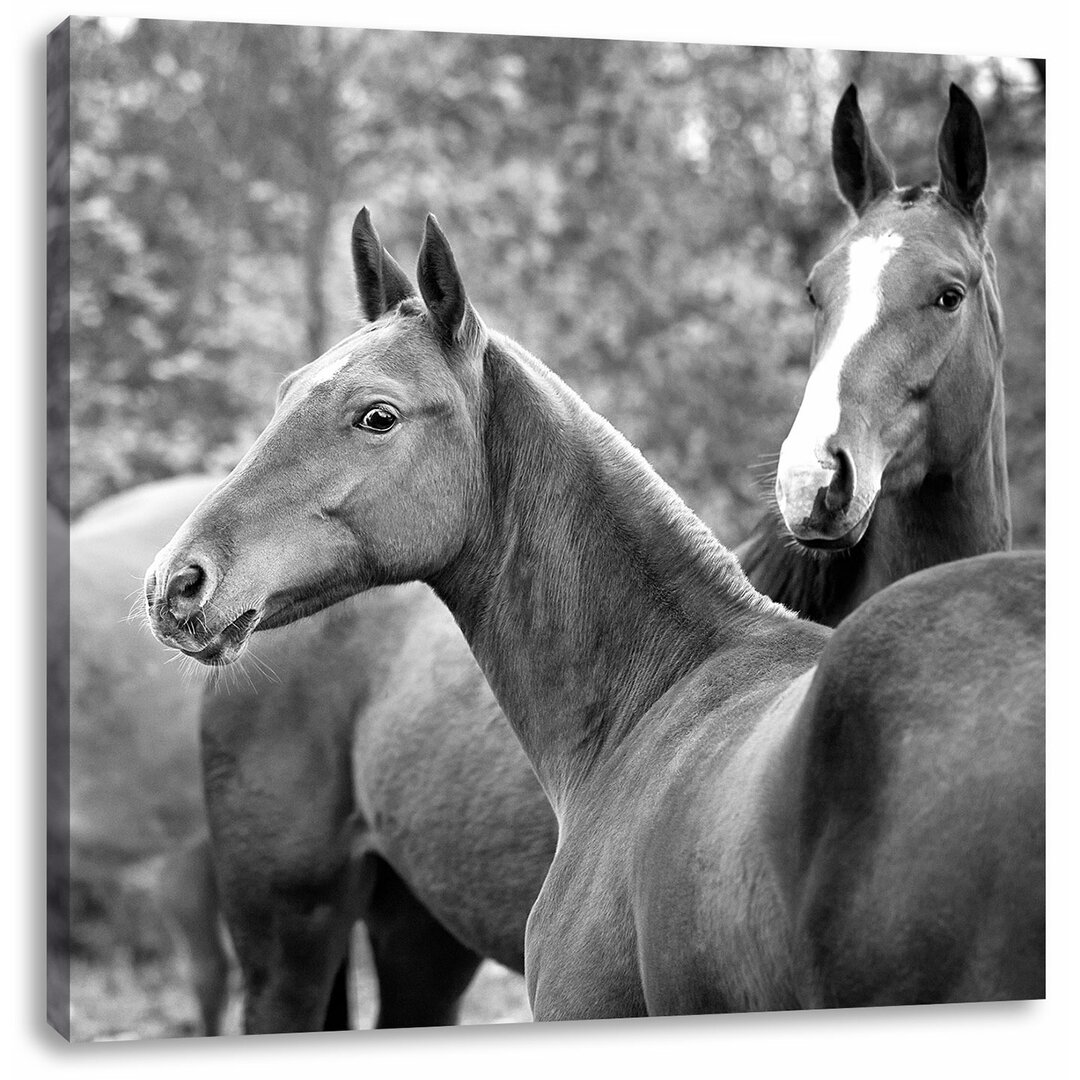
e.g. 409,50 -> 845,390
61,19 -> 1045,547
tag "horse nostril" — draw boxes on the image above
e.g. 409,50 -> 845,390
824,448 -> 856,513
165,563 -> 209,623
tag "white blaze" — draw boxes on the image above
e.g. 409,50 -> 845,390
782,230 -> 903,466
308,335 -> 360,387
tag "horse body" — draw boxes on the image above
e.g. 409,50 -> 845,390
190,82 -> 1025,1030
607,553 -> 1044,1017
776,552 -> 1044,1007
146,200 -> 1043,1017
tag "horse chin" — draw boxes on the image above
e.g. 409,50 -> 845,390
179,608 -> 261,667
790,497 -> 877,554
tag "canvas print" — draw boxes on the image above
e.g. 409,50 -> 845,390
46,16 -> 1046,1042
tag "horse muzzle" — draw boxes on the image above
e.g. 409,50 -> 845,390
775,447 -> 877,550
144,555 -> 261,665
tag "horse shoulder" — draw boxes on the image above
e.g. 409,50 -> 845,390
576,631 -> 821,1014
523,683 -> 735,1019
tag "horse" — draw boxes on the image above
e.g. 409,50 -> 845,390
63,475 -> 231,1034
147,198 -> 1043,1017
193,82 -> 1022,1030
736,83 -> 1010,624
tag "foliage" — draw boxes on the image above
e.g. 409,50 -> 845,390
62,19 -> 1045,547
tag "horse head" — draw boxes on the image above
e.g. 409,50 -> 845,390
145,210 -> 489,665
775,83 -> 1003,549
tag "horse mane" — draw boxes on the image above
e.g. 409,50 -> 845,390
896,180 -> 991,231
480,329 -> 787,623
735,507 -> 867,628
897,182 -> 933,205
455,329 -> 797,786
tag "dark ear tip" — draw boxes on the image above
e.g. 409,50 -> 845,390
422,214 -> 455,260
353,205 -> 374,238
947,83 -> 976,111
834,84 -> 861,128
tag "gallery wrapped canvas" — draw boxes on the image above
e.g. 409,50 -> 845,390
46,14 -> 1045,1043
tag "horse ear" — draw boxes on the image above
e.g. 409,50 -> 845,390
832,84 -> 896,215
417,214 -> 468,342
351,207 -> 415,322
937,83 -> 989,223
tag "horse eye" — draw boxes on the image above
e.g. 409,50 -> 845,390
354,405 -> 399,433
805,284 -> 817,308
935,287 -> 965,312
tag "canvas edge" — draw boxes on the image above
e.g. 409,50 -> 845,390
46,13 -> 72,1043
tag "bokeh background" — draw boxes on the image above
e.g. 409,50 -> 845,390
50,17 -> 1045,1039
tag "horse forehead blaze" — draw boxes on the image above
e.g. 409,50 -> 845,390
848,195 -> 981,287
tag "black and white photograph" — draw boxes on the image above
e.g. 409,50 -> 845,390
33,2 -> 1064,1073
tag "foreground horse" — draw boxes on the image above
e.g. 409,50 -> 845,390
198,83 -> 1020,1029
150,209 -> 1043,1017
64,476 -> 230,1034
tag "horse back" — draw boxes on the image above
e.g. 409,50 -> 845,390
773,551 -> 1045,1006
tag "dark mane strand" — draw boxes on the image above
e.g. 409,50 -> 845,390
897,182 -> 933,206
735,508 -> 868,628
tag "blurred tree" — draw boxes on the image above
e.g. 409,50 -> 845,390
47,19 -> 70,517
63,20 -> 1045,549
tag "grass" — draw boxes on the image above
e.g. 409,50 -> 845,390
69,924 -> 531,1042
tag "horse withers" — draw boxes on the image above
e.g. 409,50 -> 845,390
146,207 -> 1043,1018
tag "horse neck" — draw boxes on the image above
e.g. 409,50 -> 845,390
432,338 -> 785,810
869,372 -> 1010,566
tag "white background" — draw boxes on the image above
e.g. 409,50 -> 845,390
7,1 -> 1077,1076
